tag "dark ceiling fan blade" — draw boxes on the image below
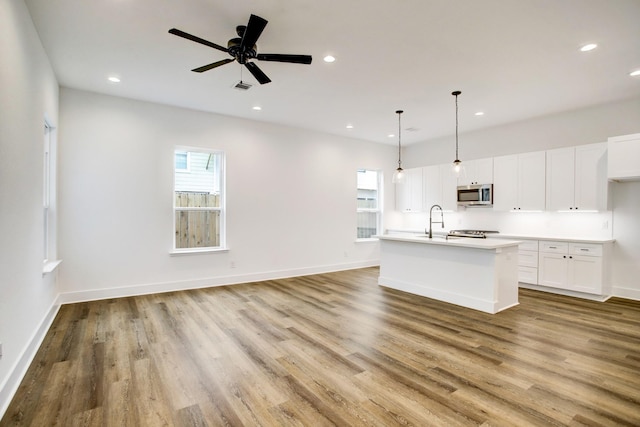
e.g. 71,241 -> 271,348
256,53 -> 312,64
245,62 -> 271,84
192,58 -> 235,73
240,14 -> 268,49
168,28 -> 228,53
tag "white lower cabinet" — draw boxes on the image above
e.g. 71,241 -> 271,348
538,241 -> 606,295
517,239 -> 538,284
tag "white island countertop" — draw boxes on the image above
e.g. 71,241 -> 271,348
376,234 -> 522,250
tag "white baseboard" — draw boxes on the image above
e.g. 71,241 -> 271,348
0,298 -> 61,420
58,260 -> 380,304
612,286 -> 640,301
518,283 -> 611,302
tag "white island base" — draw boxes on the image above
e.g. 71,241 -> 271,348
378,236 -> 520,314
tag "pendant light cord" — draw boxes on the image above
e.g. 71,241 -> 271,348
452,90 -> 461,162
455,94 -> 459,160
397,110 -> 403,168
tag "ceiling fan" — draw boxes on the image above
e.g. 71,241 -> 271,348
169,14 -> 312,84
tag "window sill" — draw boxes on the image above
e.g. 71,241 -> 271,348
355,238 -> 379,243
170,247 -> 229,256
43,259 -> 62,275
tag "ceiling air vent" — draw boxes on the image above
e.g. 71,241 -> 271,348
233,81 -> 252,91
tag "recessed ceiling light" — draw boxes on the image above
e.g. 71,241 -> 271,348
475,111 -> 484,116
346,124 -> 353,129
323,55 -> 336,63
107,76 -> 121,83
388,134 -> 395,138
252,106 -> 262,111
630,70 -> 640,77
580,43 -> 597,52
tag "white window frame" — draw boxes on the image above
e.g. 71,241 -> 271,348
172,147 -> 226,254
356,169 -> 383,241
43,119 -> 61,274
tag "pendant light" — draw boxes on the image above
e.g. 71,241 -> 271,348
452,90 -> 462,175
392,109 -> 406,184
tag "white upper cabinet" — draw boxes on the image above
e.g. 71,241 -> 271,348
493,151 -> 545,211
546,143 -> 607,211
607,133 -> 640,181
423,164 -> 458,212
395,167 -> 423,212
457,158 -> 494,186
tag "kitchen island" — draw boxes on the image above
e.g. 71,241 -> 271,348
377,234 -> 522,314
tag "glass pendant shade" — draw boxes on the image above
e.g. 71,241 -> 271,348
392,167 -> 406,184
452,159 -> 462,175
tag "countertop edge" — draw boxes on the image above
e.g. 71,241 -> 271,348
376,235 -> 522,250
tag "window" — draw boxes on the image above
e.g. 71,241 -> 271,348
43,122 -> 52,262
357,169 -> 382,239
174,148 -> 225,251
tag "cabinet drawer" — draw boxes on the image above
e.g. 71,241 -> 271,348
518,250 -> 538,268
518,240 -> 539,251
569,243 -> 603,257
518,266 -> 538,284
540,241 -> 568,253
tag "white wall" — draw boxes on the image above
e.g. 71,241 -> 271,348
401,97 -> 640,299
0,0 -> 60,416
57,88 -> 398,300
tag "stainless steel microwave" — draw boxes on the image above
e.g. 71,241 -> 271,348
457,184 -> 493,206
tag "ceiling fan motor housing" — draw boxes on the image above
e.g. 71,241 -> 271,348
227,38 -> 257,64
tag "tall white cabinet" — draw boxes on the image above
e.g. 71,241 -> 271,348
395,167 -> 423,212
493,151 -> 546,211
546,143 -> 608,211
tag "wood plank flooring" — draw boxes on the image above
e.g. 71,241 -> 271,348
2,267 -> 640,426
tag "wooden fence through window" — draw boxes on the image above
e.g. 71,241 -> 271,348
175,192 -> 220,248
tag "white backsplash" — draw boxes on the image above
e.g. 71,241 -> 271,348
397,208 -> 614,240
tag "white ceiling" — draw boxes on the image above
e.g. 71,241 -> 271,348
25,0 -> 640,145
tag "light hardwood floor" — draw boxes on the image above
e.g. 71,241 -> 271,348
2,267 -> 639,426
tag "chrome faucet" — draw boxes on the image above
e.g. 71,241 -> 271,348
427,204 -> 444,238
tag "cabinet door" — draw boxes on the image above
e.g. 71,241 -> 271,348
518,151 -> 546,211
538,252 -> 568,289
440,164 -> 458,211
456,160 -> 476,186
422,164 -> 441,210
569,255 -> 602,294
396,168 -> 423,212
574,143 -> 607,211
493,154 -> 518,211
546,147 -> 575,211
608,133 -> 640,180
457,158 -> 493,185
474,158 -> 494,184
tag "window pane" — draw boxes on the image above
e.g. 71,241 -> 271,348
174,149 -> 224,250
175,192 -> 220,208
356,169 -> 381,239
175,210 -> 220,248
175,152 -> 188,170
357,212 -> 378,238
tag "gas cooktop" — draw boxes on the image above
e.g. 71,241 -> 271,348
447,230 -> 500,239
